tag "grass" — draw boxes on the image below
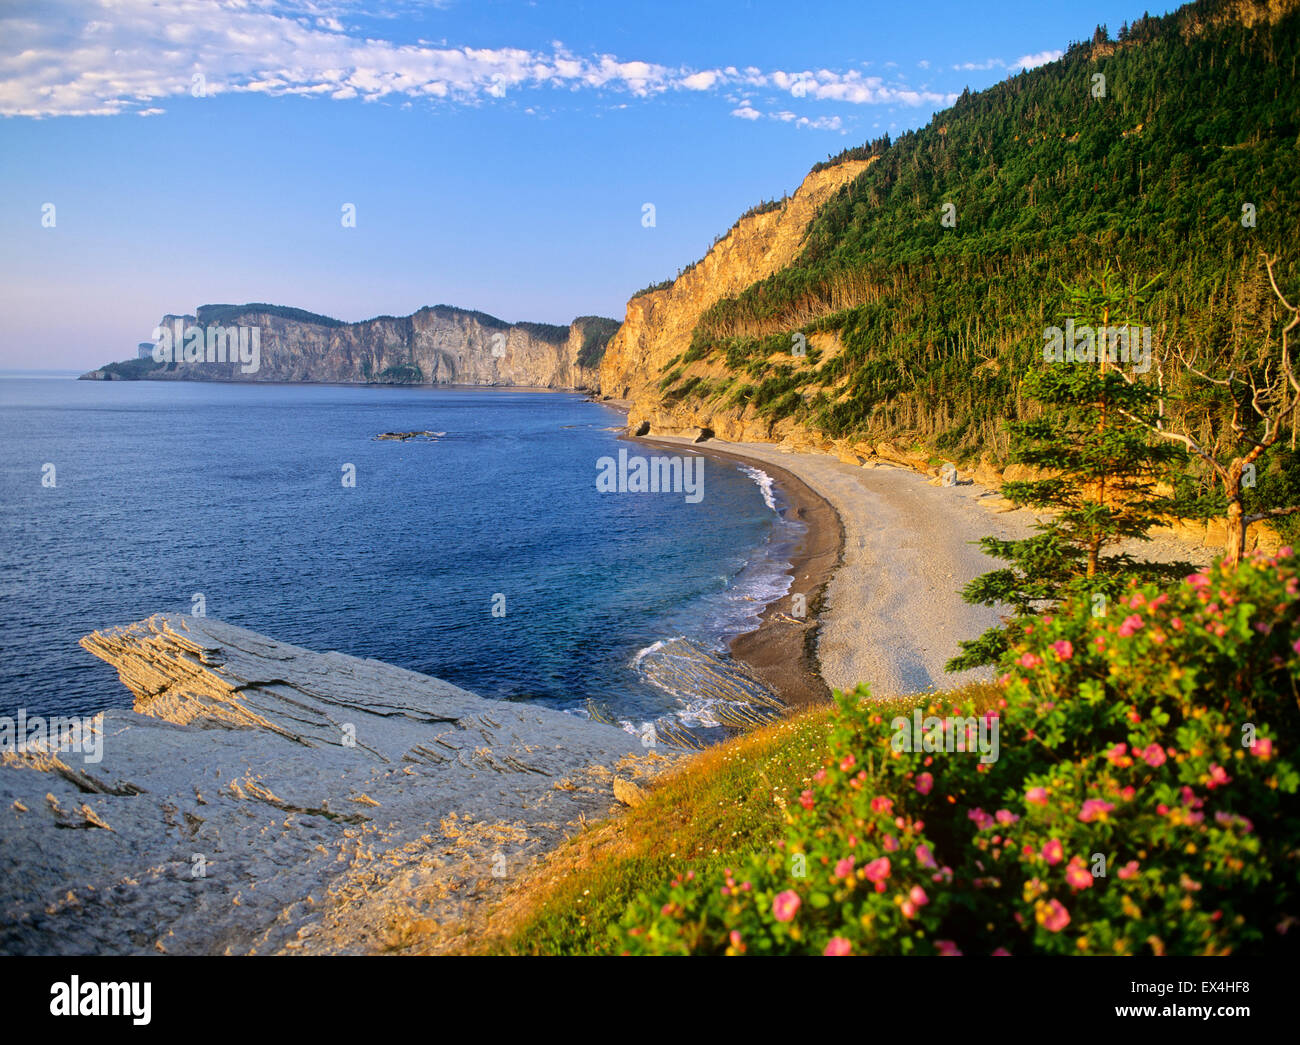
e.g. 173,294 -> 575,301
465,681 -> 1003,955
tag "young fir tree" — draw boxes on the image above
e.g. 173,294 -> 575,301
946,267 -> 1194,671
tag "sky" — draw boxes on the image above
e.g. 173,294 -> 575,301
0,0 -> 1180,369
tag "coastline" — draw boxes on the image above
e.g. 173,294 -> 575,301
633,432 -> 1215,706
635,436 -> 843,710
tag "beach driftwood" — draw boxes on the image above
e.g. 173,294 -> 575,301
0,614 -> 657,955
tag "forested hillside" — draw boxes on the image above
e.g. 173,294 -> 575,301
656,0 -> 1299,511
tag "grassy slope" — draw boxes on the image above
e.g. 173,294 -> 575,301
471,685 -> 1000,954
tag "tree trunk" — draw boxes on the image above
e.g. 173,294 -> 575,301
1224,464 -> 1247,569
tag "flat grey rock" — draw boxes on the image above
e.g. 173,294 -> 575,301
0,614 -> 654,954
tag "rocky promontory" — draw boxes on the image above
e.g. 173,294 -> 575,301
0,614 -> 663,954
81,304 -> 620,390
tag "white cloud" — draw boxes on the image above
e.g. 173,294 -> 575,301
1011,49 -> 1063,70
0,0 -> 958,117
731,106 -> 844,132
953,48 -> 1064,74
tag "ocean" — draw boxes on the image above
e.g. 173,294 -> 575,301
0,375 -> 801,733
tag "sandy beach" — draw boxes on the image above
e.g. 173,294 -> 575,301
638,433 -> 1213,705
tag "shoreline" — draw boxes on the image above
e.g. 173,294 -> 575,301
635,436 -> 844,710
635,432 -> 1216,704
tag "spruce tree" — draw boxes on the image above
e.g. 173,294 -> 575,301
946,267 -> 1194,671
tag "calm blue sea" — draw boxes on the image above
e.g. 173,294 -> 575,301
0,375 -> 800,730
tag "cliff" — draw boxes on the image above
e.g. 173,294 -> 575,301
0,614 -> 666,954
81,305 -> 618,390
599,160 -> 872,436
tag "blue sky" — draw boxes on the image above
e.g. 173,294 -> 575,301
0,0 -> 1178,369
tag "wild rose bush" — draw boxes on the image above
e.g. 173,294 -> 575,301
615,550 -> 1300,955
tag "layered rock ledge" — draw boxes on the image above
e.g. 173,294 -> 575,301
0,614 -> 658,955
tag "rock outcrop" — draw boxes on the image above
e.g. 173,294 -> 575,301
0,614 -> 665,954
598,160 -> 873,435
81,306 -> 618,390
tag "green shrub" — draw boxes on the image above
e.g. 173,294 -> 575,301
616,550 -> 1300,955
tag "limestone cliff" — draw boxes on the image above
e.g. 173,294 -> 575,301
599,159 -> 872,436
81,304 -> 616,390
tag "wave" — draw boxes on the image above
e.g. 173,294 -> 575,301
738,464 -> 779,512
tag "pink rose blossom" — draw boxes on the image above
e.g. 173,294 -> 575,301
862,857 -> 891,892
1065,857 -> 1094,890
1118,614 -> 1145,637
834,856 -> 855,879
1251,738 -> 1275,760
772,890 -> 801,923
1051,639 -> 1074,660
1206,764 -> 1231,789
823,936 -> 852,956
1038,899 -> 1071,933
1078,799 -> 1116,823
935,940 -> 963,957
915,772 -> 934,796
1042,839 -> 1064,865
1026,786 -> 1049,806
1141,743 -> 1166,767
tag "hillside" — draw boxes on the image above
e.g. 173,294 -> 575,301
602,0 -> 1300,517
81,304 -> 618,390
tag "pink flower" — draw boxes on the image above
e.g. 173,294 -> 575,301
823,936 -> 852,956
1117,860 -> 1139,880
834,856 -> 855,879
812,768 -> 827,784
840,755 -> 856,772
909,885 -> 929,907
772,890 -> 801,923
729,930 -> 745,952
1026,786 -> 1049,806
1293,639 -> 1300,656
1037,899 -> 1071,933
1141,744 -> 1166,767
1042,839 -> 1064,866
1118,614 -> 1145,637
1018,652 -> 1042,669
1251,738 -> 1275,760
991,947 -> 1012,956
1065,857 -> 1094,890
799,789 -> 815,810
968,807 -> 994,831
1078,799 -> 1116,823
915,844 -> 937,870
883,834 -> 900,852
1186,573 -> 1210,587
871,796 -> 894,815
915,772 -> 934,796
862,857 -> 891,892
1051,639 -> 1074,660
1206,764 -> 1231,789
935,940 -> 963,957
